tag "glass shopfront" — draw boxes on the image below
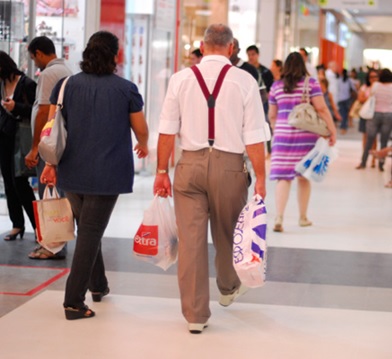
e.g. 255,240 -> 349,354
0,0 -> 86,77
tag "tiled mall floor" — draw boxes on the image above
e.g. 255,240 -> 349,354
0,129 -> 391,359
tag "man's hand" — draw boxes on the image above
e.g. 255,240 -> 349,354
25,148 -> 39,168
253,178 -> 266,199
153,173 -> 172,197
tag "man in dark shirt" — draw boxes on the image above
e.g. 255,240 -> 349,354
246,45 -> 274,93
230,39 -> 259,82
246,44 -> 273,154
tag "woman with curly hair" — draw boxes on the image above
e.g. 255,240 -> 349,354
41,31 -> 149,320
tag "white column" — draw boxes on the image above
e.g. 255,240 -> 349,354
255,0 -> 280,66
84,0 -> 101,43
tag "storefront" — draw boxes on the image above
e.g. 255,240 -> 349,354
0,0 -> 88,77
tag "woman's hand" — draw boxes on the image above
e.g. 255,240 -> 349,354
134,143 -> 148,158
1,98 -> 15,112
40,164 -> 57,186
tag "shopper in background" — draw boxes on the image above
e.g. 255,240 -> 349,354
268,52 -> 336,232
41,31 -> 149,320
26,36 -> 72,259
337,68 -> 357,134
355,69 -> 379,169
319,78 -> 342,124
190,48 -> 203,65
231,40 -> 259,81
325,61 -> 339,107
299,47 -> 317,78
270,59 -> 283,81
356,68 -> 392,172
0,51 -> 37,241
154,24 -> 270,334
245,44 -> 274,155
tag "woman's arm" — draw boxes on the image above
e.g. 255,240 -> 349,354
311,95 -> 337,145
129,110 -> 149,158
268,104 -> 277,131
357,86 -> 368,103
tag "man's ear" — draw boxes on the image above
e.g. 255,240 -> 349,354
227,42 -> 234,57
200,41 -> 205,55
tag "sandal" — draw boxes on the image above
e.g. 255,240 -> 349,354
273,216 -> 283,232
91,287 -> 110,302
28,245 -> 66,260
385,181 -> 392,188
299,217 -> 312,227
64,305 -> 95,320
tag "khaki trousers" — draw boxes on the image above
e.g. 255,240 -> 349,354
173,148 -> 248,323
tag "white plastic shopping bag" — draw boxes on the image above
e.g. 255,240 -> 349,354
295,137 -> 338,182
33,186 -> 75,253
233,194 -> 267,288
133,196 -> 178,271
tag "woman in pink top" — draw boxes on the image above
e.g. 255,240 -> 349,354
356,68 -> 392,171
355,69 -> 379,169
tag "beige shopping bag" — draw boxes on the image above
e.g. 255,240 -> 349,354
33,186 -> 75,253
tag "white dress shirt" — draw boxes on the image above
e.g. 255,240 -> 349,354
158,55 -> 271,154
325,68 -> 339,105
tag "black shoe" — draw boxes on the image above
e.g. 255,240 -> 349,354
4,227 -> 25,241
64,305 -> 95,320
91,287 -> 110,302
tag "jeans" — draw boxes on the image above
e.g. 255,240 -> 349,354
63,192 -> 118,308
361,112 -> 392,167
338,98 -> 351,130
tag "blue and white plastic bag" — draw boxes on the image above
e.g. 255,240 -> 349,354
295,137 -> 338,182
233,195 -> 267,288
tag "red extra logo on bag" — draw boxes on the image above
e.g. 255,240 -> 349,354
133,224 -> 158,256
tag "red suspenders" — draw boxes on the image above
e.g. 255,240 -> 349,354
190,64 -> 231,147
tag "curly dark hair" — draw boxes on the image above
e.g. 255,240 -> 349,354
378,68 -> 392,83
282,52 -> 308,93
80,31 -> 119,75
0,51 -> 23,82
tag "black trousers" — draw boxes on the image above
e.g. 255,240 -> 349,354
0,132 -> 36,229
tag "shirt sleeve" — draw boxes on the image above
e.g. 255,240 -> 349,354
242,80 -> 271,145
309,77 -> 322,98
158,75 -> 181,134
129,83 -> 144,113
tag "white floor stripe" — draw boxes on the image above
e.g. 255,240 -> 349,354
1,290 -> 391,359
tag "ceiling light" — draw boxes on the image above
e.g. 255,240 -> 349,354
341,9 -> 353,20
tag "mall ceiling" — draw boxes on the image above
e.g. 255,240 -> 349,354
337,0 -> 392,33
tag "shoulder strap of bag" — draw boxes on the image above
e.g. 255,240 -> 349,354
57,76 -> 71,108
190,64 -> 231,147
301,76 -> 311,103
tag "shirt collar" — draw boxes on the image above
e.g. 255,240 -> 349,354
46,58 -> 65,69
200,55 -> 232,65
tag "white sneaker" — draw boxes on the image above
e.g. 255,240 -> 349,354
188,322 -> 208,334
219,284 -> 249,307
